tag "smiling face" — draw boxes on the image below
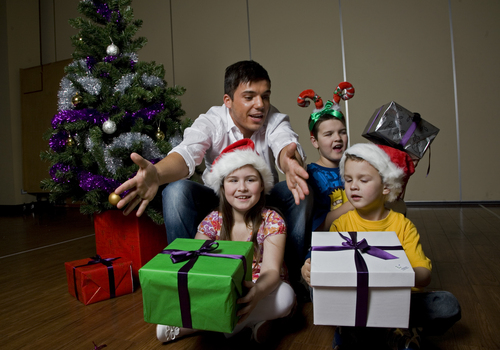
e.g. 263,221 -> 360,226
311,118 -> 348,167
343,158 -> 390,216
223,80 -> 271,138
223,164 -> 264,216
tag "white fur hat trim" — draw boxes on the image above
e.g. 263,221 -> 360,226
205,149 -> 274,196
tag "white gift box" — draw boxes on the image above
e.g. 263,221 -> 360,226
311,231 -> 414,328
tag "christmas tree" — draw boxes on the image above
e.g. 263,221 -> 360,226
41,0 -> 189,224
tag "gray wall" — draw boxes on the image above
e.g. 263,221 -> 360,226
2,0 -> 499,205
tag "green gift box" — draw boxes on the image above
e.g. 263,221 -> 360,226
139,238 -> 253,333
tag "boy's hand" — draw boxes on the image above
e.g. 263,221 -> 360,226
301,258 -> 311,286
114,153 -> 160,217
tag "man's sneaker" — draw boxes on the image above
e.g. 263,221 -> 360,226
387,328 -> 421,350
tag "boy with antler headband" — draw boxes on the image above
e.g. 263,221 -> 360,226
297,82 -> 355,232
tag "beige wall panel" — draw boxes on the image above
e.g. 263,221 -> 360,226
171,1 -> 250,123
40,0 -> 56,64
452,0 -> 500,201
53,1 -> 172,81
133,1 -> 174,85
342,1 -> 459,201
54,0 -> 80,61
249,0 -> 343,178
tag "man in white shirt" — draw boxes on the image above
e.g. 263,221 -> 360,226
115,60 -> 313,291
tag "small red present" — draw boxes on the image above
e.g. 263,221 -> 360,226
94,210 -> 168,282
65,255 -> 134,305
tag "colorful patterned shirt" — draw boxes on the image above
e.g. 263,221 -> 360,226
197,208 -> 287,282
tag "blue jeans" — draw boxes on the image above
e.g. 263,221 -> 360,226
162,180 -> 219,242
162,179 -> 314,286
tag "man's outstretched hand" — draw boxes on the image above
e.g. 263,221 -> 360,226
114,153 -> 160,217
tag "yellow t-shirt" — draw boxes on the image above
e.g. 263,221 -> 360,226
330,210 -> 432,272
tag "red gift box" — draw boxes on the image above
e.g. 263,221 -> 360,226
65,255 -> 134,305
94,210 -> 168,282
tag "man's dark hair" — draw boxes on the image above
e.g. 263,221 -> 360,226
224,60 -> 271,99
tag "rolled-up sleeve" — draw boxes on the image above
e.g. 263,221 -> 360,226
168,115 -> 215,178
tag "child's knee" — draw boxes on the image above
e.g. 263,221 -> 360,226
274,282 -> 296,318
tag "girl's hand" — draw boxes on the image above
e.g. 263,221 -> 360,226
301,258 -> 311,286
236,280 -> 262,324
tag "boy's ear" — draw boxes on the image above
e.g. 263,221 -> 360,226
382,185 -> 391,196
310,135 -> 319,149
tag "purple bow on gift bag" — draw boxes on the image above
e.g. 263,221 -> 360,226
312,232 -> 403,327
161,240 -> 248,329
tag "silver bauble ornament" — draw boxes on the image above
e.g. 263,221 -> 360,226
106,43 -> 119,56
102,120 -> 117,134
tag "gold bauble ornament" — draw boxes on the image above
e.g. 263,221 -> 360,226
72,93 -> 83,106
108,192 -> 121,206
156,127 -> 165,141
66,135 -> 74,147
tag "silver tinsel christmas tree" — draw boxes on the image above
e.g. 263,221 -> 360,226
41,0 -> 189,224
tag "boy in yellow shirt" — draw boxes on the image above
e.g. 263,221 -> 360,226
302,143 -> 461,349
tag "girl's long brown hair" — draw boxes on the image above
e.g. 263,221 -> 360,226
218,172 -> 266,266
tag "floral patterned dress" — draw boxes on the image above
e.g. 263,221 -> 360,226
196,208 -> 288,283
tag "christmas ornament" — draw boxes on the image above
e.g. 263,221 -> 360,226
114,73 -> 136,94
67,135 -> 75,147
155,127 -> 165,141
103,132 -> 165,175
106,43 -> 119,56
102,120 -> 117,134
58,77 -> 78,111
77,76 -> 101,95
142,74 -> 165,88
72,93 -> 83,106
108,192 -> 121,206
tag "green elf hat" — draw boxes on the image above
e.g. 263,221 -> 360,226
297,82 -> 355,134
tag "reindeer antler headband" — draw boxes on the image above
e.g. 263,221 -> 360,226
297,82 -> 355,132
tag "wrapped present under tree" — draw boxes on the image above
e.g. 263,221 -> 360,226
65,255 -> 134,305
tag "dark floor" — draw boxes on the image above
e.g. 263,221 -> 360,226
1,204 -> 500,349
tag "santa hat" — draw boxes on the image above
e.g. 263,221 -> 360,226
375,144 -> 415,200
204,139 -> 274,196
339,143 -> 405,202
297,82 -> 355,133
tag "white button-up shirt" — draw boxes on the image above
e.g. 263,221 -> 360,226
169,104 -> 306,185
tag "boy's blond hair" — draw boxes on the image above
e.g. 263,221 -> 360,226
339,143 -> 405,202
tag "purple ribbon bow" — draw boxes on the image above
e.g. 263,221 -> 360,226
161,240 -> 248,329
400,113 -> 422,147
312,232 -> 403,327
72,255 -> 120,301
